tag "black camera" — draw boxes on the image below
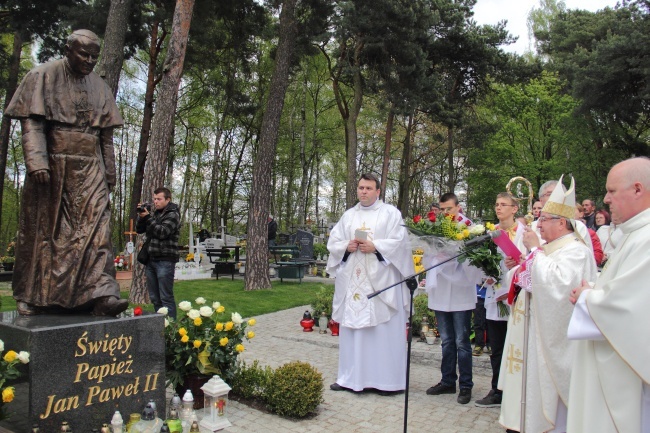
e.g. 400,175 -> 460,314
137,202 -> 153,213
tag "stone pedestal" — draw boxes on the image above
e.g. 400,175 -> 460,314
0,311 -> 165,432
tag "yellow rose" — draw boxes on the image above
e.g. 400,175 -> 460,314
235,344 -> 245,353
248,318 -> 256,326
462,229 -> 470,237
215,322 -> 224,331
3,350 -> 17,362
225,321 -> 234,331
216,306 -> 225,313
193,317 -> 202,326
193,340 -> 202,349
219,337 -> 228,346
178,327 -> 188,336
181,335 -> 190,343
2,387 -> 14,403
455,233 -> 464,240
247,331 -> 255,339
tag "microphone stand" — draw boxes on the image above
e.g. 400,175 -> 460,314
368,250 -> 468,433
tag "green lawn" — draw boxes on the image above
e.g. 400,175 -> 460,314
0,279 -> 332,317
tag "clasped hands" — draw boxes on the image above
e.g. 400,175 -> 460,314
347,239 -> 376,254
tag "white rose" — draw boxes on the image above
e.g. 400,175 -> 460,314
195,297 -> 206,305
212,301 -> 221,310
456,222 -> 466,231
188,309 -> 201,320
157,307 -> 169,316
0,339 -> 4,352
164,318 -> 170,328
178,301 -> 192,312
17,351 -> 30,364
199,306 -> 213,317
231,312 -> 243,325
469,224 -> 485,236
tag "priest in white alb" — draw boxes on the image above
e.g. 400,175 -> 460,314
327,173 -> 414,394
498,176 -> 598,433
567,157 -> 650,433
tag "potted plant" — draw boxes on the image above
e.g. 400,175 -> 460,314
162,298 -> 256,408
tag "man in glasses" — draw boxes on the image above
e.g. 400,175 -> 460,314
499,176 -> 598,433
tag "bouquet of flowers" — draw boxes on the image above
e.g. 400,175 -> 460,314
0,340 -> 30,420
114,255 -> 128,271
162,298 -> 256,388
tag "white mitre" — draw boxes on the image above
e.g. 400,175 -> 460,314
541,175 -> 587,244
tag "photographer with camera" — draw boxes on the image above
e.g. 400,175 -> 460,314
136,187 -> 181,319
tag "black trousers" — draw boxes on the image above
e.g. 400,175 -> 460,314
473,297 -> 488,347
487,319 -> 508,391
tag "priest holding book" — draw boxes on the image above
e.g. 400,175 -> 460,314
326,173 -> 414,394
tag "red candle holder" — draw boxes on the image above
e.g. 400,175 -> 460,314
328,319 -> 339,336
300,310 -> 315,332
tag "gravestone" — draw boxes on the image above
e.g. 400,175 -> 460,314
0,312 -> 165,432
290,230 -> 314,260
276,233 -> 290,245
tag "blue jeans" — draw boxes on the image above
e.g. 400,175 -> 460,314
435,310 -> 473,390
145,260 -> 177,319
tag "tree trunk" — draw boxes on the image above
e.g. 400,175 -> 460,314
0,30 -> 24,235
446,126 -> 455,192
130,0 -> 195,304
344,40 -> 364,209
397,114 -> 414,215
380,106 -> 395,199
128,21 -> 166,224
244,0 -> 298,291
97,0 -> 133,97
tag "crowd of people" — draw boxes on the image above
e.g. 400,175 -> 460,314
327,159 -> 649,433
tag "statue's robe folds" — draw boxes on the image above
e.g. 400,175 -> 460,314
498,235 -> 597,433
6,59 -> 123,310
326,200 -> 414,391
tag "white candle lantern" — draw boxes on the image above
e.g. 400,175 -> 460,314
200,375 -> 232,431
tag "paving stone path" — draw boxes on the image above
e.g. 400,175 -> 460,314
204,305 -> 505,433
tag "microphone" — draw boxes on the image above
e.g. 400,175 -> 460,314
464,230 -> 501,248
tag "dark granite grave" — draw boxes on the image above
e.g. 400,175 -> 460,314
289,230 -> 314,260
0,311 -> 165,432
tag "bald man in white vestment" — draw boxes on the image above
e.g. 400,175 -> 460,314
567,157 -> 650,433
327,173 -> 414,394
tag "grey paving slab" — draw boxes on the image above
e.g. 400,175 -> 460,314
167,305 -> 505,433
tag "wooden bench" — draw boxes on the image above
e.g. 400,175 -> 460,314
205,246 -> 240,280
276,261 -> 311,283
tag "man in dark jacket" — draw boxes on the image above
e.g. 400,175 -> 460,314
136,187 -> 181,319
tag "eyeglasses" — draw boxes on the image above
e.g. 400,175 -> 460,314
538,215 -> 562,223
494,204 -> 516,208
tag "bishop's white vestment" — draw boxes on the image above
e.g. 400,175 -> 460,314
498,234 -> 598,433
567,208 -> 650,433
326,199 -> 414,391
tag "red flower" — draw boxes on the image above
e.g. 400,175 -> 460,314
427,211 -> 436,222
134,306 -> 143,316
464,220 -> 471,226
413,215 -> 422,223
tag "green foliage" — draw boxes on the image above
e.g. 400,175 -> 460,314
231,359 -> 273,400
312,242 -> 328,259
411,294 -> 436,337
265,361 -> 323,418
310,285 -> 334,319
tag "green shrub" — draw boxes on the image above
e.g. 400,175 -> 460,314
411,293 -> 436,337
310,285 -> 334,321
265,361 -> 323,418
313,242 -> 328,259
231,360 -> 273,400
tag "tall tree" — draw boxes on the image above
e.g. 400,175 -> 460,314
244,0 -> 299,291
130,0 -> 195,303
96,0 -> 135,96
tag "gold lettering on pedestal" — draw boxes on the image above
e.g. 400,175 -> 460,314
74,355 -> 134,383
75,331 -> 133,357
85,376 -> 141,406
40,394 -> 80,419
